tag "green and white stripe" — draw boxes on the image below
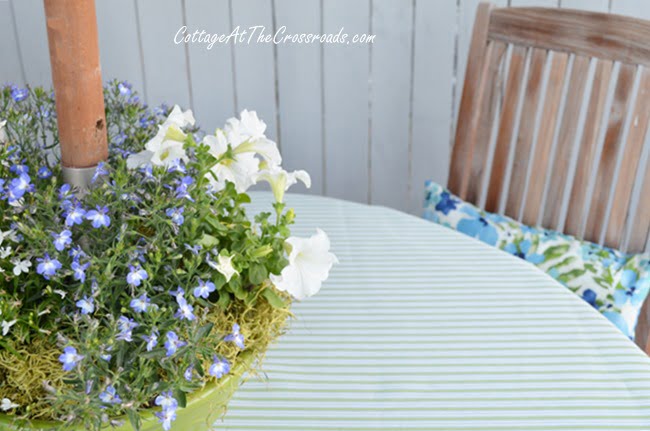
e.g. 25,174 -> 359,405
219,193 -> 650,430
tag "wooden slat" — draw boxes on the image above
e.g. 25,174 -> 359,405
628,157 -> 650,252
488,7 -> 650,67
0,2 -> 24,85
505,48 -> 547,219
275,0 -> 323,194
96,0 -> 145,97
606,68 -> 650,248
564,60 -> 614,237
521,52 -> 569,226
583,63 -> 637,243
541,55 -> 590,230
369,0 -> 414,209
184,0 -> 236,131
465,41 -> 508,206
409,0 -> 457,213
485,45 -> 527,213
323,0 -> 370,203
136,0 -> 190,107
230,0 -> 278,140
449,2 -> 494,199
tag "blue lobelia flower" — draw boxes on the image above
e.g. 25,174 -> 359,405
154,391 -> 178,411
99,385 -> 122,405
209,356 -> 230,378
117,81 -> 132,96
456,206 -> 499,246
167,159 -> 186,174
36,253 -> 62,280
166,207 -> 185,226
58,346 -> 84,371
52,229 -> 72,252
10,164 -> 29,175
130,293 -> 151,313
185,243 -> 202,255
155,408 -> 177,431
614,269 -> 650,307
503,239 -> 545,264
174,295 -> 195,321
64,202 -> 86,227
91,161 -> 109,184
10,86 -> 28,102
37,166 -> 52,179
71,261 -> 90,283
141,329 -> 159,352
116,316 -> 139,342
76,296 -> 95,315
86,206 -> 111,228
164,331 -> 186,356
58,184 -> 73,201
7,173 -> 32,202
184,365 -> 194,381
127,265 -> 148,287
174,176 -> 194,201
192,279 -> 216,299
224,323 -> 245,349
434,191 -> 459,215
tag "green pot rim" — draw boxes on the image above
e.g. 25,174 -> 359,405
0,350 -> 255,431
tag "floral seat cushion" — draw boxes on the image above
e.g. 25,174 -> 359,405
424,181 -> 650,340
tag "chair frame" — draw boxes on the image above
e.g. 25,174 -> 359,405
449,3 -> 650,352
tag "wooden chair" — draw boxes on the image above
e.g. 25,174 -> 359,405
449,3 -> 650,352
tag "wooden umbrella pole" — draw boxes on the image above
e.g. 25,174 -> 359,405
44,0 -> 107,188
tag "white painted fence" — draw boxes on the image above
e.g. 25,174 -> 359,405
0,0 -> 647,214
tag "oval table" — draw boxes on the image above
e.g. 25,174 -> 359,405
222,192 -> 650,430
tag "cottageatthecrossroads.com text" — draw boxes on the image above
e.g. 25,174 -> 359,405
174,25 -> 376,49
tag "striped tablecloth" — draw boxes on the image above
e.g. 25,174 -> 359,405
221,192 -> 650,430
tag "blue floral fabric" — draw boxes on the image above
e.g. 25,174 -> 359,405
424,181 -> 650,340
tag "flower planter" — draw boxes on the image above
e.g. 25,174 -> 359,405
0,352 -> 253,431
0,83 -> 336,430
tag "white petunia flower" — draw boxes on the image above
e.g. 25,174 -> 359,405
203,131 -> 260,193
270,229 -> 337,300
149,140 -> 187,167
126,106 -> 194,168
0,398 -> 19,411
215,254 -> 238,282
164,104 -> 196,129
11,258 -> 31,276
1,320 -> 17,336
225,110 -> 281,165
0,120 -> 7,144
255,165 -> 311,203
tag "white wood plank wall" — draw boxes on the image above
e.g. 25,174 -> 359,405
0,0 -> 642,215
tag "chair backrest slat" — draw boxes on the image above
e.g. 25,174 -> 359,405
629,163 -> 650,252
564,59 -> 614,238
505,48 -> 548,220
485,45 -> 527,213
449,2 -> 495,198
522,52 -> 569,227
451,3 -> 650,254
583,63 -> 637,243
606,68 -> 650,248
541,55 -> 590,231
465,41 -> 508,205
